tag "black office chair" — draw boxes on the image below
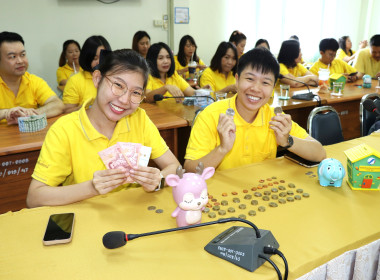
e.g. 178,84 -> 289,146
360,93 -> 380,136
307,106 -> 344,145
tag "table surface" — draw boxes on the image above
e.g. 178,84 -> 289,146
1,133 -> 379,279
0,103 -> 187,156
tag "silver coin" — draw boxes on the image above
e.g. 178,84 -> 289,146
226,108 -> 235,117
274,106 -> 283,115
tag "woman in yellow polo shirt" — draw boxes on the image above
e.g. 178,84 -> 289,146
63,35 -> 112,113
200,42 -> 238,94
132,31 -> 151,59
174,35 -> 206,79
56,40 -> 82,86
336,35 -> 367,64
27,49 -> 180,208
277,39 -> 318,87
229,30 -> 246,58
145,42 -> 196,103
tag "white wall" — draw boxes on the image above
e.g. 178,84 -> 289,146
0,0 -> 169,94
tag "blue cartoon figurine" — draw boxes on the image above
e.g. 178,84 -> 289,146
318,158 -> 346,187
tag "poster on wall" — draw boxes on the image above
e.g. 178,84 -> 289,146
174,7 -> 189,24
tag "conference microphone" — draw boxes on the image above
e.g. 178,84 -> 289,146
102,217 -> 281,273
279,74 -> 317,101
153,94 -> 215,102
363,99 -> 380,115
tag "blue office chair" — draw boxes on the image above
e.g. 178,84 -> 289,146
307,106 -> 344,145
360,93 -> 380,136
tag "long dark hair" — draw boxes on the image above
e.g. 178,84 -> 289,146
177,35 -> 199,67
58,40 -> 81,67
210,42 -> 238,75
79,35 -> 112,72
146,42 -> 175,79
277,40 -> 300,69
229,30 -> 246,46
338,36 -> 353,56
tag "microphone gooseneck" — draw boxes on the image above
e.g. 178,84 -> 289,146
153,94 -> 216,102
102,218 -> 261,249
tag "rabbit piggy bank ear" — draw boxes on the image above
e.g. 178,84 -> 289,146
165,175 -> 180,187
201,167 -> 215,180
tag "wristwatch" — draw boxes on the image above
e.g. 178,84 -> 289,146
155,172 -> 165,191
282,135 -> 294,149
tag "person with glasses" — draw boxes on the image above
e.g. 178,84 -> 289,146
174,35 -> 206,79
26,49 -> 180,208
63,35 -> 111,113
309,38 -> 358,82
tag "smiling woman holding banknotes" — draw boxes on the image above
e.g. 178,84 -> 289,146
27,49 -> 179,208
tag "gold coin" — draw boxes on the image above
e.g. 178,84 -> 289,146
288,183 -> 296,188
258,206 -> 266,212
239,204 -> 246,209
228,207 -> 235,213
248,210 -> 256,216
287,197 -> 294,202
251,200 -> 258,205
208,212 -> 216,218
269,202 -> 278,207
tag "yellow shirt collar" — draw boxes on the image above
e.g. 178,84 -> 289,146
230,94 -> 265,127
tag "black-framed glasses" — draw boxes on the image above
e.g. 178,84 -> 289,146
104,76 -> 145,104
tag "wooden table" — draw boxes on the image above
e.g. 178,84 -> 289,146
0,104 -> 187,214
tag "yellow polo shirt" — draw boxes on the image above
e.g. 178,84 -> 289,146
353,48 -> 380,78
199,67 -> 236,93
0,72 -> 56,110
174,55 -> 205,79
336,48 -> 355,61
279,63 -> 308,77
185,95 -> 309,171
146,71 -> 190,98
32,99 -> 168,190
63,71 -> 96,105
56,63 -> 83,85
309,59 -> 357,76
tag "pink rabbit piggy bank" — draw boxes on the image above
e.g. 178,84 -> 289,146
165,163 -> 215,227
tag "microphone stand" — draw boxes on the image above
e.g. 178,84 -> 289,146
279,74 -> 321,105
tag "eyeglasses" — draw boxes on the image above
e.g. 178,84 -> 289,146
104,76 -> 145,104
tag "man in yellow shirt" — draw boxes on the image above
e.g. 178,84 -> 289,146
0,32 -> 64,124
309,38 -> 358,82
184,48 -> 326,172
354,34 -> 380,79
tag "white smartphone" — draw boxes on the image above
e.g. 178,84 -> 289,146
43,213 -> 75,246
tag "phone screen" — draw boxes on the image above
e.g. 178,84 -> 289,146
43,213 -> 75,245
284,152 -> 320,168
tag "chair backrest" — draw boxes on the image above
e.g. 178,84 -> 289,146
360,93 -> 380,136
307,106 -> 344,145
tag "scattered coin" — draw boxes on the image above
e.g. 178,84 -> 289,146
269,202 -> 278,208
147,206 -> 156,211
238,214 -> 246,219
295,195 -> 302,200
287,197 -> 294,202
239,204 -> 246,209
278,198 -> 286,204
264,191 -> 271,196
155,209 -> 164,213
303,193 -> 310,198
296,189 -> 304,193
218,209 -> 226,216
278,185 -> 286,190
243,189 -> 248,193
258,206 -> 266,212
203,208 -> 210,213
251,200 -> 258,205
262,196 -> 270,201
248,210 -> 256,216
271,194 -> 278,200
212,205 -> 220,211
287,190 -> 294,196
208,212 -> 216,218
233,198 -> 241,203
244,194 -> 252,200
228,207 -> 236,213
221,200 -> 229,206
271,188 -> 278,193
279,192 -> 287,197
254,192 -> 262,197
288,183 -> 296,188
